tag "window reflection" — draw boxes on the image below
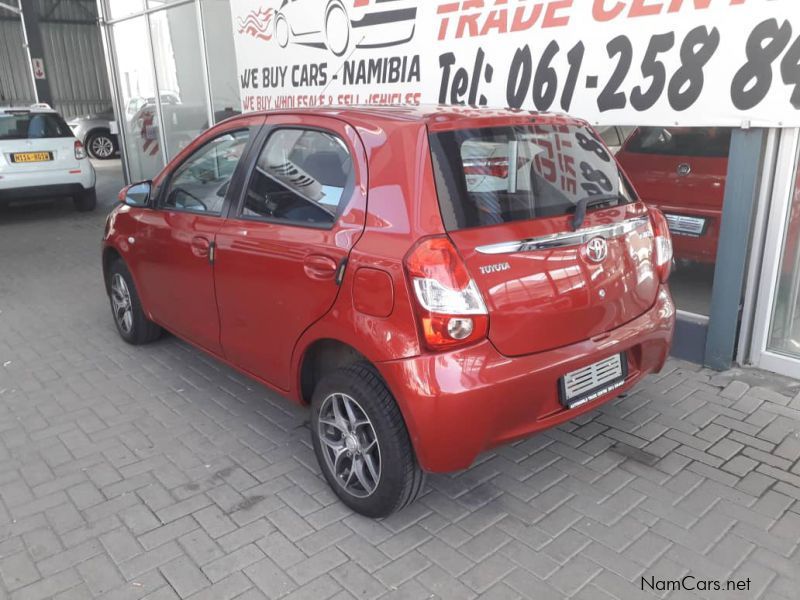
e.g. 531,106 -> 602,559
201,0 -> 242,123
111,17 -> 164,182
107,0 -> 144,20
768,157 -> 800,358
616,126 -> 731,315
150,3 -> 210,159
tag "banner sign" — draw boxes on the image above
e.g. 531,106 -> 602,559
230,0 -> 800,127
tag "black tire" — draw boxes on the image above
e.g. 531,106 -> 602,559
311,363 -> 425,518
108,259 -> 162,345
74,187 -> 97,212
86,130 -> 117,160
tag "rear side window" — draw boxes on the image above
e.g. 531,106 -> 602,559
243,129 -> 353,227
0,113 -> 73,140
430,124 -> 636,231
624,127 -> 731,158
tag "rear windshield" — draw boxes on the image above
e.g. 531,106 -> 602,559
0,113 -> 73,140
624,127 -> 731,158
430,124 -> 636,231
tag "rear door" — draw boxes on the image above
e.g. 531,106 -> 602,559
214,114 -> 367,390
0,111 -> 78,172
429,122 -> 660,357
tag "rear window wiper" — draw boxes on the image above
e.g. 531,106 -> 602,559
571,194 -> 626,231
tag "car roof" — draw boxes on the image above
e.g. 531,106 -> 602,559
233,104 -> 588,132
0,104 -> 59,115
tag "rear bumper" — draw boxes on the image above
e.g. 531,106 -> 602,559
0,163 -> 95,200
377,286 -> 675,473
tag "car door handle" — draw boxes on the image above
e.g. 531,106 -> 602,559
303,255 -> 338,281
191,236 -> 211,258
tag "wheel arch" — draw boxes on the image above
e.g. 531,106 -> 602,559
86,126 -> 115,143
102,246 -> 123,296
298,338 -> 369,406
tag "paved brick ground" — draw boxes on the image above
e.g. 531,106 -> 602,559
1,162 -> 799,599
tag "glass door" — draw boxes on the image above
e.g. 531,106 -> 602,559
751,129 -> 800,378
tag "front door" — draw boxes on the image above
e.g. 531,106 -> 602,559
134,122 -> 260,353
214,115 -> 368,390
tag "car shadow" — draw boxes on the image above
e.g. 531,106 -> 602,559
0,197 -> 113,226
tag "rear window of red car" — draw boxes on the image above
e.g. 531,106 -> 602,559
429,124 -> 636,231
624,127 -> 731,158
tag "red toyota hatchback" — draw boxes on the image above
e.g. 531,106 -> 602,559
102,106 -> 675,517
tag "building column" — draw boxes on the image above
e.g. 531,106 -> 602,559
19,0 -> 53,106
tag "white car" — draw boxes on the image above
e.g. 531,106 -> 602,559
0,104 -> 97,211
274,0 -> 417,57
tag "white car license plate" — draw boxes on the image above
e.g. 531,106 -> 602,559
560,353 -> 627,409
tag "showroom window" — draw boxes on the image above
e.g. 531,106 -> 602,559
99,0 -> 239,182
615,126 -> 732,317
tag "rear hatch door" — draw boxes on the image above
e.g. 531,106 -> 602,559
0,111 -> 79,173
429,122 -> 659,357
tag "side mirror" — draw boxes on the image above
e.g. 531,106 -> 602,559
118,181 -> 151,207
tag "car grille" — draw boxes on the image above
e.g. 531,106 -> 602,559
665,214 -> 706,236
562,354 -> 624,403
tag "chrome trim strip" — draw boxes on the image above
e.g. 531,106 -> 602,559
475,217 -> 650,255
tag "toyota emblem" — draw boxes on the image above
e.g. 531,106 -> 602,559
677,163 -> 692,177
585,237 -> 608,263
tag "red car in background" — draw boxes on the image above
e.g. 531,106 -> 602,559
102,106 -> 675,517
616,127 -> 731,264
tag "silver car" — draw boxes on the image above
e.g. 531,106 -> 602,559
67,108 -> 119,160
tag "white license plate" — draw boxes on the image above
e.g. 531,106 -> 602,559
560,354 -> 626,409
665,214 -> 706,236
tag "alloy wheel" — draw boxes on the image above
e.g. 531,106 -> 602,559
317,392 -> 381,498
111,273 -> 134,334
90,135 -> 115,159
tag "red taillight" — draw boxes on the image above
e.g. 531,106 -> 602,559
74,140 -> 87,160
649,208 -> 673,283
464,157 -> 510,178
404,237 -> 488,351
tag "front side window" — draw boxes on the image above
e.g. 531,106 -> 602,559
162,129 -> 251,215
243,128 -> 353,227
430,124 -> 636,230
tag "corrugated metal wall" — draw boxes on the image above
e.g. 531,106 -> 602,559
41,21 -> 111,118
0,1 -> 111,118
0,17 -> 36,107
